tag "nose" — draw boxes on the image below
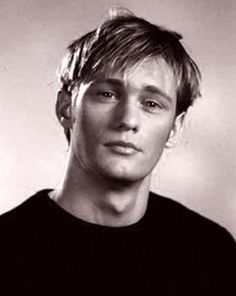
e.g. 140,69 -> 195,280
113,100 -> 140,132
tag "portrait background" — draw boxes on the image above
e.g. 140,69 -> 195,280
1,0 -> 236,238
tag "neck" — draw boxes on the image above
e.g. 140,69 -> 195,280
51,153 -> 151,227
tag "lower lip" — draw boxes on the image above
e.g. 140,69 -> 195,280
106,145 -> 138,155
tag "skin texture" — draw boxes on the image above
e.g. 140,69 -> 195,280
54,58 -> 184,226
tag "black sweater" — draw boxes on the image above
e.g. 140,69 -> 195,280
0,189 -> 235,295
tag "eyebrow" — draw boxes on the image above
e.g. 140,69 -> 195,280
92,78 -> 123,87
93,78 -> 174,103
143,85 -> 174,103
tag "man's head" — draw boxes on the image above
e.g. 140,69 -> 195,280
57,8 -> 201,143
55,8 -> 201,183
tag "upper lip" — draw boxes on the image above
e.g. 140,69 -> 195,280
105,141 -> 141,152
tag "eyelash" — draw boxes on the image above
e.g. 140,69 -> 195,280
97,91 -> 117,100
142,99 -> 165,110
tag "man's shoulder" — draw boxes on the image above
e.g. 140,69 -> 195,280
149,191 -> 235,245
149,191 -> 226,230
0,189 -> 52,233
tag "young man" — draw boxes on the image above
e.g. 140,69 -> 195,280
1,8 -> 235,295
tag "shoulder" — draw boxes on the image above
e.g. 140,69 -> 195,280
148,191 -> 236,248
148,192 -> 236,281
148,193 -> 236,293
0,189 -> 52,235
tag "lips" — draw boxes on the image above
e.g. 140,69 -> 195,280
104,141 -> 141,152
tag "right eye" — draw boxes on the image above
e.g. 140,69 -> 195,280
99,91 -> 116,99
95,90 -> 118,102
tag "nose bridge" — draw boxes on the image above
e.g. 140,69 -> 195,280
115,95 -> 140,131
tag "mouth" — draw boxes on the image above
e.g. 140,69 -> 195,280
104,141 -> 141,155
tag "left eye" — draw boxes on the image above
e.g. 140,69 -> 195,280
143,99 -> 163,109
99,91 -> 116,99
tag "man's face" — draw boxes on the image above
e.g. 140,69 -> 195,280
69,58 -> 179,183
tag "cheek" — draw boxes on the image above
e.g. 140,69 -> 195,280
78,102 -> 108,145
144,120 -> 173,154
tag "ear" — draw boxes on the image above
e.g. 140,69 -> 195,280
56,89 -> 73,129
165,112 -> 185,148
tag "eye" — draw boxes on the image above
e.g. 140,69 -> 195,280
101,91 -> 114,97
142,98 -> 165,111
96,91 -> 118,101
145,100 -> 159,108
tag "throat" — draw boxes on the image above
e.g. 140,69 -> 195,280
93,191 -> 149,227
99,192 -> 138,216
52,162 -> 151,227
51,186 -> 149,227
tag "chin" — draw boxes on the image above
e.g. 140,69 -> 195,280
98,166 -> 148,184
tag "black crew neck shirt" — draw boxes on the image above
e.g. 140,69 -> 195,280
0,189 -> 235,295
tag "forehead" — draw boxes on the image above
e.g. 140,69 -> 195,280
84,58 -> 177,99
119,58 -> 175,87
88,57 -> 174,84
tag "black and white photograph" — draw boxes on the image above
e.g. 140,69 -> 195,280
0,0 -> 235,294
